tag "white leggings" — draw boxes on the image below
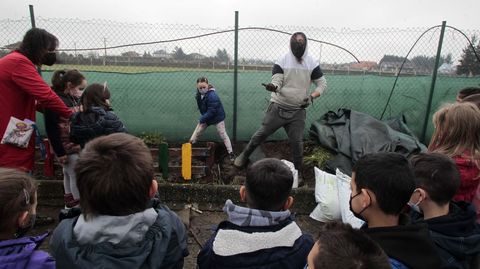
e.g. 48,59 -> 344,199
190,121 -> 233,153
63,153 -> 80,200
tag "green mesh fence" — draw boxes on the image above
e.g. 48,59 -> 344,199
1,17 -> 479,143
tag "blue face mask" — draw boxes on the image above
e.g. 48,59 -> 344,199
303,263 -> 308,269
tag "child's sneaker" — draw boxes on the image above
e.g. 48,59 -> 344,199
228,152 -> 236,162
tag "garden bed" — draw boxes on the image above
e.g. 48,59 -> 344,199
34,138 -> 334,189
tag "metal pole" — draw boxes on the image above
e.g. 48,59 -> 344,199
103,37 -> 107,66
29,5 -> 41,74
29,5 -> 36,28
420,21 -> 446,143
233,11 -> 239,142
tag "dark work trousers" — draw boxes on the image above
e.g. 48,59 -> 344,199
241,102 -> 306,170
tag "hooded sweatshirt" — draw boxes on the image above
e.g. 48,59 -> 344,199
363,214 -> 442,269
412,201 -> 480,269
270,41 -> 327,110
49,200 -> 188,269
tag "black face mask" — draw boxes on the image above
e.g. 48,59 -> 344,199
290,34 -> 307,61
42,52 -> 57,66
349,192 -> 369,221
14,213 -> 36,238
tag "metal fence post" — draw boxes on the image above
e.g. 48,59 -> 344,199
420,21 -> 446,143
29,5 -> 42,75
29,5 -> 36,28
233,11 -> 239,142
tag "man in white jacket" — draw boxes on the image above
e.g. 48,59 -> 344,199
234,32 -> 327,176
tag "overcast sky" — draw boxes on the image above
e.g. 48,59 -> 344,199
2,0 -> 480,30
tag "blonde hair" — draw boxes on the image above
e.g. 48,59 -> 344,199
428,102 -> 480,169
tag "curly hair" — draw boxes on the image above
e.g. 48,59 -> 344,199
17,28 -> 58,66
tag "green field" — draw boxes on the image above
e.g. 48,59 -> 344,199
38,68 -> 480,143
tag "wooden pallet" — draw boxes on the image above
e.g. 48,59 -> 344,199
151,142 -> 216,181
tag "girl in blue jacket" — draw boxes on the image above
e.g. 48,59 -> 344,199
190,77 -> 234,161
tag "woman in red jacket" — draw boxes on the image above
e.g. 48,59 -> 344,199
0,28 -> 72,172
428,102 -> 480,203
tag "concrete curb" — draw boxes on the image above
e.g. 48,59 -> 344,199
36,180 -> 317,215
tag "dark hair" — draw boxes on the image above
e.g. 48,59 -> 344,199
75,133 -> 154,218
51,69 -> 85,93
196,76 -> 209,84
80,83 -> 111,110
352,152 -> 415,215
460,93 -> 480,108
0,168 -> 37,231
457,87 -> 480,100
17,28 -> 58,66
311,222 -> 390,269
245,158 -> 293,211
410,153 -> 460,205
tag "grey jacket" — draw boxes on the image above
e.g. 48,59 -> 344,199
49,200 -> 188,269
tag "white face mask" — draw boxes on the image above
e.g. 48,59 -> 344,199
71,88 -> 83,98
198,88 -> 208,95
408,201 -> 422,213
408,189 -> 423,213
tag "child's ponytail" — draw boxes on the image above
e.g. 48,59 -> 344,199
51,69 -> 67,93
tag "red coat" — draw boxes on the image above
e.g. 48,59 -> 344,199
452,155 -> 480,203
0,52 -> 72,171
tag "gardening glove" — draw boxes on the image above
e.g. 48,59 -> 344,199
300,95 -> 314,109
262,83 -> 278,93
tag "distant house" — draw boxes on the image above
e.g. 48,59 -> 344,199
437,63 -> 456,74
152,50 -> 172,59
349,61 -> 377,70
188,53 -> 207,60
379,55 -> 414,73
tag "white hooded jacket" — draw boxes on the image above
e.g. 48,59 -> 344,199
270,40 -> 327,109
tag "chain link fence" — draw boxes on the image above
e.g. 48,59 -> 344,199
1,16 -> 479,143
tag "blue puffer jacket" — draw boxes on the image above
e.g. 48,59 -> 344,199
70,106 -> 126,147
0,232 -> 55,269
196,88 -> 226,125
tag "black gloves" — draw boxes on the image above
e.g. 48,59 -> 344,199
262,83 -> 278,93
300,95 -> 314,108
